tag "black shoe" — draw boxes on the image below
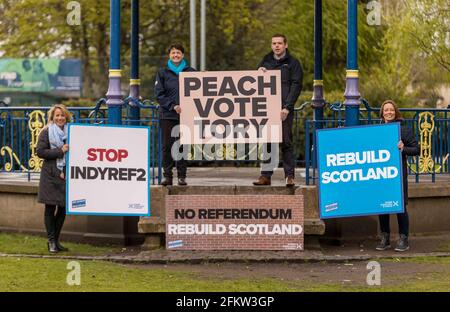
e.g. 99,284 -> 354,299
375,232 -> 391,251
44,215 -> 58,253
54,209 -> 67,252
161,177 -> 173,186
395,234 -> 410,252
178,178 -> 187,186
56,241 -> 69,252
285,176 -> 295,187
48,240 -> 59,253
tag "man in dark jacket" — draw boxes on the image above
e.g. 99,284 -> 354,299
253,34 -> 303,186
155,43 -> 196,186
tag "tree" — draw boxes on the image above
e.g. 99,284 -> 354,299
0,0 -> 114,98
0,0 -> 447,106
0,0 -> 190,99
276,0 -> 385,97
362,0 -> 450,107
402,0 -> 449,73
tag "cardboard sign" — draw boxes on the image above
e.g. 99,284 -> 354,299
67,124 -> 150,216
166,195 -> 303,250
317,123 -> 404,219
179,70 -> 282,145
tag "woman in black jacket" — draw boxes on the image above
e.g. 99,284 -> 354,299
376,100 -> 420,252
36,104 -> 70,253
155,43 -> 195,186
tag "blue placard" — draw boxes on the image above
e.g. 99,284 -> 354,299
317,123 -> 404,219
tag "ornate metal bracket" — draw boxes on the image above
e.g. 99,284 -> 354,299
408,112 -> 448,173
0,110 -> 45,172
28,110 -> 46,171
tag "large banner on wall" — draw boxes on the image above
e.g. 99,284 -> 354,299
179,70 -> 282,145
317,123 -> 404,219
166,195 -> 304,250
67,124 -> 150,216
0,58 -> 81,96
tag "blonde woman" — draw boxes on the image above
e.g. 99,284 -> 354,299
36,104 -> 70,253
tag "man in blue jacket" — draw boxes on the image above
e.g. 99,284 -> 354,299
253,34 -> 303,186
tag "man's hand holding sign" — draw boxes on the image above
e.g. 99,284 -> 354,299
258,66 -> 289,122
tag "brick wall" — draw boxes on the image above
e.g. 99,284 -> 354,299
166,195 -> 303,250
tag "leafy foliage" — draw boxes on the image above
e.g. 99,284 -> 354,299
0,0 -> 448,106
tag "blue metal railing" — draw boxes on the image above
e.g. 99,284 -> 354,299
0,99 -> 162,184
1,98 -> 448,184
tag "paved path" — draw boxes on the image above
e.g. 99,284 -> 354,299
1,235 -> 449,264
2,250 -> 449,264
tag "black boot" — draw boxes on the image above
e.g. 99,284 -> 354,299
44,215 -> 58,254
178,177 -> 187,186
161,177 -> 173,186
55,209 -> 68,252
375,232 -> 391,251
47,240 -> 59,253
55,241 -> 69,252
395,234 -> 410,252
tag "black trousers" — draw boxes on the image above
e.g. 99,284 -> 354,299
378,206 -> 409,236
261,112 -> 295,178
160,119 -> 187,178
44,204 -> 66,241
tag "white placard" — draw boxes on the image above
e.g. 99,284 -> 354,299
67,124 -> 150,216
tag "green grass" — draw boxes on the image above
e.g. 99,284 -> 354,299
436,241 -> 450,252
0,233 -> 121,256
0,257 -> 449,292
0,257 -> 298,292
1,233 -> 449,292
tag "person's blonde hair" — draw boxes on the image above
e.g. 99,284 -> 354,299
47,104 -> 71,124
